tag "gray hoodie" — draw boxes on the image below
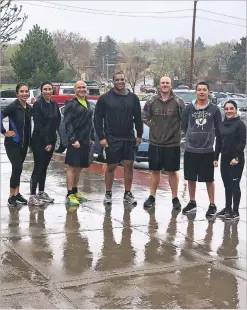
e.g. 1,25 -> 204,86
181,102 -> 222,153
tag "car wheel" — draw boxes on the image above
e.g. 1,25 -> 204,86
55,133 -> 66,153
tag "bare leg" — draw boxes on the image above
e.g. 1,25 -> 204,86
73,167 -> 82,188
15,187 -> 19,195
150,171 -> 161,196
188,181 -> 196,201
10,188 -> 16,197
123,160 -> 134,192
66,166 -> 74,191
206,182 -> 215,204
105,163 -> 118,191
168,171 -> 179,199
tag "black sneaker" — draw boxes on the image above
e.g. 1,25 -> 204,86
8,196 -> 18,207
206,204 -> 217,217
216,208 -> 228,218
225,211 -> 240,221
172,197 -> 181,210
182,200 -> 197,214
143,195 -> 155,208
16,193 -> 28,205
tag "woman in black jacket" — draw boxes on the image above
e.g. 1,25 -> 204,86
0,82 -> 32,207
214,100 -> 246,220
28,81 -> 61,206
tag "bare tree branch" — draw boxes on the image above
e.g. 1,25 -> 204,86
53,30 -> 92,77
0,0 -> 27,47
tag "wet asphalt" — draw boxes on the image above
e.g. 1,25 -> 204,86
0,136 -> 246,309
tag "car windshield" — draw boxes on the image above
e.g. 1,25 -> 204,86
233,99 -> 247,108
61,88 -> 75,95
174,91 -> 196,102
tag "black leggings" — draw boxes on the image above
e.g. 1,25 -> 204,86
220,154 -> 245,212
4,139 -> 28,189
30,138 -> 55,195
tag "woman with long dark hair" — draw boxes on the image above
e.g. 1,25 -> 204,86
28,81 -> 61,206
1,82 -> 32,207
214,100 -> 246,220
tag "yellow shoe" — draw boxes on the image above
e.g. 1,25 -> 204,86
75,192 -> 88,202
66,194 -> 80,206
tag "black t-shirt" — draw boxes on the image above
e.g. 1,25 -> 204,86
23,107 -> 30,146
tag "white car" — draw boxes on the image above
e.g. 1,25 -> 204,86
27,88 -> 41,106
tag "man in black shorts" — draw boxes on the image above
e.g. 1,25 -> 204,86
64,80 -> 95,206
94,72 -> 143,205
142,76 -> 185,210
181,81 -> 222,217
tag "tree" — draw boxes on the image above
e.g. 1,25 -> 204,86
53,30 -> 93,79
93,35 -> 118,79
10,25 -> 63,86
195,36 -> 206,52
0,0 -> 27,47
119,55 -> 146,93
228,37 -> 246,92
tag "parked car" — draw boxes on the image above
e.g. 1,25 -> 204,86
28,88 -> 41,106
173,89 -> 196,104
55,101 -> 150,162
51,82 -> 100,107
0,88 -> 40,110
217,98 -> 247,119
0,88 -> 17,110
140,84 -> 156,93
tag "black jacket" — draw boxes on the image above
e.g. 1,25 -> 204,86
0,99 -> 32,147
64,97 -> 95,145
215,116 -> 246,160
32,96 -> 61,145
94,88 -> 143,142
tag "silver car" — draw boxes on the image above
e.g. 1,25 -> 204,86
0,89 -> 17,110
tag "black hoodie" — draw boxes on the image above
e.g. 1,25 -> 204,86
215,116 -> 246,160
0,99 -> 32,147
94,88 -> 143,142
32,96 -> 61,146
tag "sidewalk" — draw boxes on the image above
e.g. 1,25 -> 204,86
0,141 -> 246,308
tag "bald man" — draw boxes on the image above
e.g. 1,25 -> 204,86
142,76 -> 185,209
63,81 -> 95,207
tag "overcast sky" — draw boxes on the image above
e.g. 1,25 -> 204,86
14,1 -> 246,45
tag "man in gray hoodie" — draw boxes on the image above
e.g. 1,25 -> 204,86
181,81 -> 222,217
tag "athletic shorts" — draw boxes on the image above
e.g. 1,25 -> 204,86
105,140 -> 137,165
184,151 -> 215,182
148,145 -> 180,172
65,143 -> 90,168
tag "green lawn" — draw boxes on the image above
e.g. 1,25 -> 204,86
0,84 -> 16,90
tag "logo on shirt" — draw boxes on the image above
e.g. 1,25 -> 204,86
192,110 -> 211,130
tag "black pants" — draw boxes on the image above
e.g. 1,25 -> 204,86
4,138 -> 28,189
30,138 -> 55,195
221,154 -> 245,212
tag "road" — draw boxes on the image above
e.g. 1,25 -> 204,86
0,133 -> 246,308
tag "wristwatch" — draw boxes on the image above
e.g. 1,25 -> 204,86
235,157 -> 239,162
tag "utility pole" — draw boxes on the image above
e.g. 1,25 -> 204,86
106,55 -> 109,81
102,56 -> 105,80
189,0 -> 198,89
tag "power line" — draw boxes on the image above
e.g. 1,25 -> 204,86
198,9 -> 246,21
18,1 -> 246,27
42,1 -> 193,15
17,1 -> 191,18
43,0 -> 246,21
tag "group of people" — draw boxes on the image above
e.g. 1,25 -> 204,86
1,73 -> 246,221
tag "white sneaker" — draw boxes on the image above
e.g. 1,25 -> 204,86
28,195 -> 45,206
103,192 -> 112,205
